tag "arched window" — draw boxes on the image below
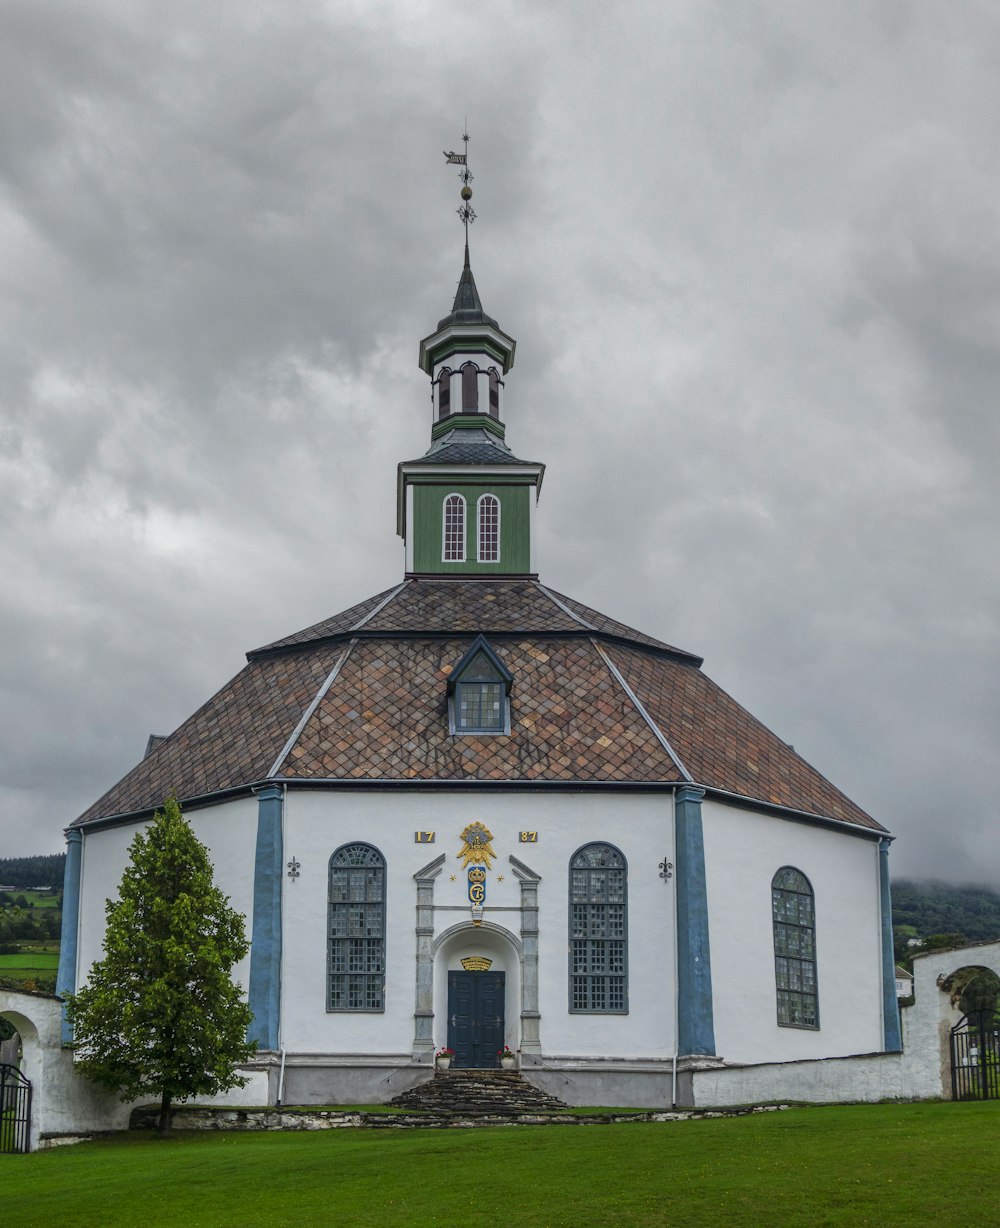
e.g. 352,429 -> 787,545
488,369 -> 500,418
328,843 -> 385,1012
462,362 -> 479,411
569,843 -> 628,1013
442,493 -> 466,562
477,494 -> 500,563
772,867 -> 818,1028
437,368 -> 451,420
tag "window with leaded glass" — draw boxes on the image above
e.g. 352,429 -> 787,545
462,362 -> 479,410
477,494 -> 500,563
569,843 -> 628,1013
437,368 -> 451,419
328,843 -> 385,1012
442,493 -> 466,562
447,636 -> 512,735
456,651 -> 504,731
772,866 -> 818,1029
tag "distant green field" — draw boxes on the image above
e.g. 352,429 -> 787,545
0,890 -> 59,909
0,953 -> 59,970
23,891 -> 60,909
0,952 -> 59,985
2,1102 -> 999,1226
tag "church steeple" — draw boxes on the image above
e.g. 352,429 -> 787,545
397,138 -> 543,578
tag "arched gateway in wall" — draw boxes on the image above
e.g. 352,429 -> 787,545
907,941 -> 1000,1101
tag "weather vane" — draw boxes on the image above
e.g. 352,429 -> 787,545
443,127 -> 476,246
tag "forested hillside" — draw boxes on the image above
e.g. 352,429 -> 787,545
892,879 -> 1000,951
0,853 -> 66,889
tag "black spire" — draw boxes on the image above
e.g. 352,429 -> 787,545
436,243 -> 500,331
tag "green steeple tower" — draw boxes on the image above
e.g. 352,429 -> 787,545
397,245 -> 544,577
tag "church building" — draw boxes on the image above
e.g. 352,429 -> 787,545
54,217 -> 902,1109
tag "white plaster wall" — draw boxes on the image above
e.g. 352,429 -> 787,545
689,1051 -> 906,1107
702,799 -> 885,1064
76,796 -> 257,995
281,789 -> 677,1061
0,990 -> 132,1146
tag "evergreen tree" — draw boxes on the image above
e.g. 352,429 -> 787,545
66,799 -> 255,1135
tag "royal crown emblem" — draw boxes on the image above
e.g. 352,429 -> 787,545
458,822 -> 495,869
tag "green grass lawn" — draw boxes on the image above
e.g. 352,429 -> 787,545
3,1102 -> 998,1226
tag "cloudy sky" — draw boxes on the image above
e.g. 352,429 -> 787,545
1,1 -> 997,882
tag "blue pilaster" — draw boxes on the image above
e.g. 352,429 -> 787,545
56,829 -> 83,1045
248,784 -> 283,1051
675,785 -> 716,1056
879,837 -> 902,1052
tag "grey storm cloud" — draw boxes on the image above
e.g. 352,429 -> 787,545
1,0 -> 997,883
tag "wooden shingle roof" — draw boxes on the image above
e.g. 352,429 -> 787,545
73,578 -> 884,833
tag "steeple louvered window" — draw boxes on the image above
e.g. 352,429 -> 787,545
488,369 -> 500,418
477,494 -> 500,563
437,368 -> 451,419
328,843 -> 385,1012
462,362 -> 479,411
569,844 -> 628,1013
772,867 -> 818,1029
442,494 -> 466,562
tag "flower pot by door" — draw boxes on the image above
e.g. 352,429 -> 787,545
436,1057 -> 451,1071
501,1056 -> 516,1071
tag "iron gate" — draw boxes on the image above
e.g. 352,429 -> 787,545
0,1063 -> 32,1153
950,1009 -> 1000,1101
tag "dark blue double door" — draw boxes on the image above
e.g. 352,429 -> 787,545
447,971 -> 505,1068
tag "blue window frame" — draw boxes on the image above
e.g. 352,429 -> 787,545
328,843 -> 385,1012
772,866 -> 818,1028
569,843 -> 628,1013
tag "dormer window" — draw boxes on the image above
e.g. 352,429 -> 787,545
448,637 -> 513,735
462,362 -> 479,411
437,368 -> 451,419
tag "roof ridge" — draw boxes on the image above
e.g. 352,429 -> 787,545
593,640 -> 693,782
351,581 -> 408,630
535,582 -> 596,630
267,641 -> 357,778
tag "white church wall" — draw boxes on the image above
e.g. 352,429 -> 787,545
701,799 -> 885,1065
280,789 -> 677,1062
75,797 -> 258,996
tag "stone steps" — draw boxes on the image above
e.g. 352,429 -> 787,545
388,1069 -> 570,1117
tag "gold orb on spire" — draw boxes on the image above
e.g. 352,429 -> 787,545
461,185 -> 472,201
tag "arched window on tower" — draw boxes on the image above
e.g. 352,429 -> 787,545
772,867 -> 818,1028
477,494 -> 500,563
462,362 -> 479,411
328,843 -> 385,1012
442,493 -> 466,562
488,369 -> 500,418
569,843 -> 628,1013
437,368 -> 451,420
